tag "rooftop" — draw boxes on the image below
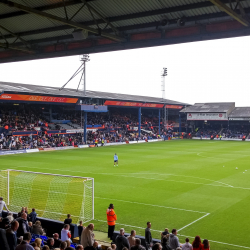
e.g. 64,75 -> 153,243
0,81 -> 188,105
0,0 -> 250,63
180,102 -> 235,113
229,107 -> 250,118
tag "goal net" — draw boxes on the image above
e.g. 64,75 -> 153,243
0,169 -> 94,224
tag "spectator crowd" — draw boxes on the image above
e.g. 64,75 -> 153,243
0,201 -> 210,250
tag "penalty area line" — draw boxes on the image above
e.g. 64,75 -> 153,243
177,213 -> 210,231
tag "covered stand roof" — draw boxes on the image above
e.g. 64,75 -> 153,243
0,81 -> 188,105
229,107 -> 250,118
0,0 -> 250,63
180,102 -> 235,113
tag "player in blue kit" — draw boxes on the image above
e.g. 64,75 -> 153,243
114,153 -> 118,167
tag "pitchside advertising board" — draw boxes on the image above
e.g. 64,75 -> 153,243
0,94 -> 78,103
187,113 -> 228,120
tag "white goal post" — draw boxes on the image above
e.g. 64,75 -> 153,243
0,169 -> 94,224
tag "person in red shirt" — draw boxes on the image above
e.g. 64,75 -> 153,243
192,236 -> 203,250
202,239 -> 210,250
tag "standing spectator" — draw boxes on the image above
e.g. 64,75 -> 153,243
145,222 -> 152,250
61,224 -> 71,242
127,230 -> 136,248
161,229 -> 169,244
53,233 -> 62,248
161,237 -> 171,250
64,214 -> 72,225
78,221 -> 85,243
169,229 -> 181,250
16,232 -> 34,250
81,223 -> 95,248
28,208 -> 37,224
131,238 -> 145,250
192,236 -> 203,250
182,238 -> 193,250
115,228 -> 130,250
31,221 -> 44,235
202,239 -> 210,250
16,213 -> 30,237
107,204 -> 117,240
0,197 -> 9,217
6,220 -> 19,250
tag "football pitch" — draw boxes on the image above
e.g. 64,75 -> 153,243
1,140 -> 250,250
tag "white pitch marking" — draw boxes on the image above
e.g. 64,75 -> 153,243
177,213 -> 210,231
94,196 -> 207,214
12,166 -> 250,190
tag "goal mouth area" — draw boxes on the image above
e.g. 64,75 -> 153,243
0,169 -> 94,224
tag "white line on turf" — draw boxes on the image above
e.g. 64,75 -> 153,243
177,213 -> 210,231
95,219 -> 250,249
94,196 -> 208,214
13,166 -> 250,190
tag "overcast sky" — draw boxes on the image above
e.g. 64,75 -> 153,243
0,35 -> 250,106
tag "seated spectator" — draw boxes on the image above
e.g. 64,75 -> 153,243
202,239 -> 210,250
182,238 -> 193,250
127,230 -> 136,248
64,214 -> 72,225
81,223 -> 94,247
131,238 -> 145,250
85,241 -> 101,250
6,220 -> 19,250
169,229 -> 181,250
43,246 -> 50,250
31,242 -> 40,250
17,213 -> 30,237
46,238 -> 55,249
15,232 -> 34,250
61,224 -> 71,242
76,245 -> 84,250
31,221 -> 44,235
34,238 -> 42,250
28,208 -> 37,223
0,217 -> 10,229
115,228 -> 130,250
65,240 -> 71,248
152,243 -> 162,250
111,244 -> 117,250
65,247 -> 74,250
192,236 -> 202,250
161,236 -> 171,250
53,233 -> 62,248
7,213 -> 14,223
59,242 -> 67,250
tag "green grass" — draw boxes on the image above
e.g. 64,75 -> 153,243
1,140 -> 250,250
